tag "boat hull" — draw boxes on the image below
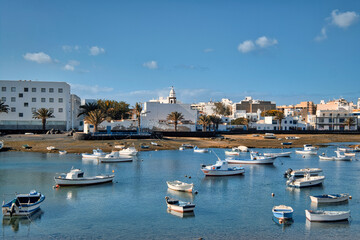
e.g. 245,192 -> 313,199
99,157 -> 133,163
287,176 -> 325,188
54,175 -> 114,186
166,182 -> 193,192
305,210 -> 350,222
272,211 -> 293,220
310,194 -> 349,203
226,158 -> 275,165
2,195 -> 45,217
264,152 -> 291,157
201,169 -> 245,176
295,150 -> 317,155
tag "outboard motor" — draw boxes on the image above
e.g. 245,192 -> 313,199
284,168 -> 293,178
201,164 -> 206,168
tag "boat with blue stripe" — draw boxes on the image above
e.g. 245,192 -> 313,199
272,205 -> 294,220
2,190 -> 45,217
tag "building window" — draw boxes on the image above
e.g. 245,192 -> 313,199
11,87 -> 16,92
41,88 -> 46,92
329,113 -> 332,116
24,88 -> 28,92
11,107 -> 16,112
290,121 -> 293,124
49,88 -> 54,93
59,108 -> 63,112
19,113 -> 23,117
19,93 -> 23,98
1,97 -> 5,102
339,118 -> 345,123
284,121 -> 287,124
32,88 -> 36,92
32,98 -> 36,102
32,108 -> 36,112
49,108 -> 54,112
1,87 -> 6,92
24,102 -> 28,107
58,88 -> 63,93
58,98 -> 63,103
41,98 -> 46,102
49,98 -> 54,103
11,97 -> 15,102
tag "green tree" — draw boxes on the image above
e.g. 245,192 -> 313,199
198,114 -> 211,132
344,117 -> 355,130
209,115 -> 222,131
0,100 -> 9,114
32,108 -> 55,131
231,117 -> 249,129
134,102 -> 143,132
78,102 -> 99,117
261,109 -> 283,117
84,109 -> 105,133
97,100 -> 130,120
274,111 -> 285,130
167,111 -> 184,131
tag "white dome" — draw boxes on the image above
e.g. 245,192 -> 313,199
169,86 -> 176,98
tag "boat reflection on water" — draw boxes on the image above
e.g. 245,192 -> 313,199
2,209 -> 44,232
305,219 -> 350,230
167,189 -> 194,201
272,216 -> 293,231
167,209 -> 195,218
81,158 -> 99,165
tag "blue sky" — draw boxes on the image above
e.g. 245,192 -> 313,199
1,0 -> 359,105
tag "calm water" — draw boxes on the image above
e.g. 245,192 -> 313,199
1,144 -> 360,239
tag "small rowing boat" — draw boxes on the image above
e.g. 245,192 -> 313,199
166,180 -> 193,192
2,190 -> 45,217
305,210 -> 350,222
165,196 -> 195,213
272,205 -> 294,220
310,194 -> 349,204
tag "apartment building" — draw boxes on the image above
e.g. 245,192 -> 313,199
0,80 -> 72,130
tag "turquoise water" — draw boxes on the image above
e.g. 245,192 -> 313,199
1,145 -> 360,239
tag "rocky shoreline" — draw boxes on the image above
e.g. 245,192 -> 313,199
1,133 -> 359,154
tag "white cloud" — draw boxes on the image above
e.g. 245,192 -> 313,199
331,9 -> 359,28
143,60 -> 158,69
70,83 -> 113,94
238,40 -> 255,53
89,46 -> 105,56
62,45 -> 80,52
23,52 -> 52,64
255,36 -> 278,48
203,48 -> 214,53
315,27 -> 328,41
63,60 -> 80,71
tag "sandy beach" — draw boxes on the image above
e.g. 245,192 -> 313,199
1,133 -> 359,154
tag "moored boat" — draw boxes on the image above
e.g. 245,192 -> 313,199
305,210 -> 350,222
286,173 -> 325,188
264,133 -> 276,139
2,190 -> 45,217
82,148 -> 106,159
285,136 -> 300,140
59,150 -> 67,155
166,180 -> 193,192
179,146 -> 185,151
47,146 -> 56,151
310,194 -> 349,204
98,151 -> 133,162
272,205 -> 294,219
165,196 -> 195,213
225,149 -> 240,156
226,151 -> 276,165
119,147 -> 138,156
194,146 -> 209,153
232,146 -> 248,152
264,152 -> 291,158
281,142 -> 292,146
284,168 -> 322,178
295,144 -> 318,155
54,168 -> 114,186
201,160 -> 245,176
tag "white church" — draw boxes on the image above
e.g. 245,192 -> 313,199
141,87 -> 199,131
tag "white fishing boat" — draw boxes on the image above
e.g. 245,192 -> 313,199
285,136 -> 300,140
232,146 -> 248,152
305,210 -> 350,222
225,149 -> 240,156
54,168 -> 114,186
0,140 -> 3,150
295,144 -> 318,155
166,180 -> 193,192
47,146 -> 56,151
151,142 -> 159,146
284,168 -> 323,177
165,196 -> 195,213
264,152 -> 291,158
2,190 -> 45,217
98,151 -> 133,162
179,146 -> 185,151
81,148 -> 106,159
119,147 -> 138,156
59,150 -> 67,155
344,152 -> 356,157
226,151 -> 276,165
193,146 -> 209,153
337,147 -> 357,153
310,194 -> 349,204
264,133 -> 276,139
114,145 -> 125,149
286,172 -> 325,188
272,205 -> 294,219
201,160 -> 245,176
319,153 -> 351,161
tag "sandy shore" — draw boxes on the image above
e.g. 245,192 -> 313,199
1,133 -> 359,154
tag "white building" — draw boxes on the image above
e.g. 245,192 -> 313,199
253,116 -> 306,131
311,109 -> 358,131
141,87 -> 198,131
70,94 -> 82,130
0,80 -> 73,130
357,98 -> 360,109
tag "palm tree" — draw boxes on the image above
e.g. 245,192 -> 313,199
274,111 -> 285,130
231,117 -> 249,129
84,109 -> 105,133
344,117 -> 355,130
32,108 -> 55,131
0,100 -> 9,114
167,111 -> 184,131
77,102 -> 99,117
198,115 -> 211,132
134,102 -> 143,132
210,115 -> 222,131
